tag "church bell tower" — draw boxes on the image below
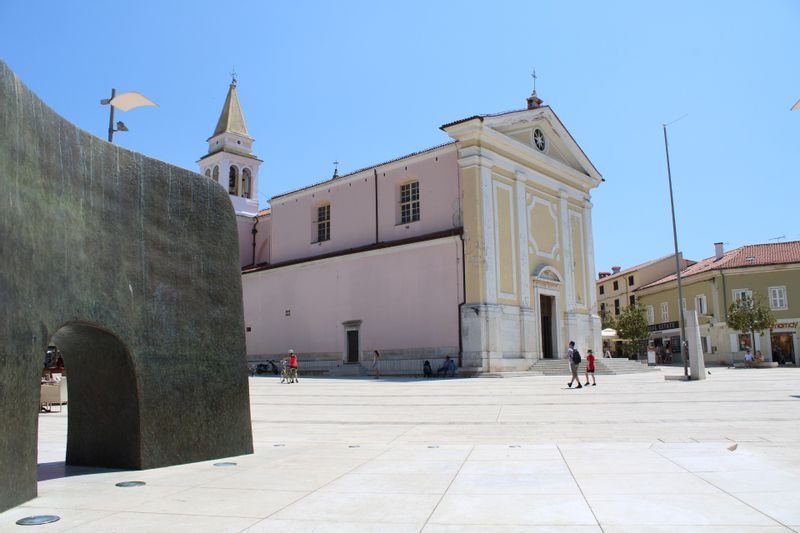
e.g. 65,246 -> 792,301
198,74 -> 262,216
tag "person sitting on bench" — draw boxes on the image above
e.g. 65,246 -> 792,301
437,356 -> 454,377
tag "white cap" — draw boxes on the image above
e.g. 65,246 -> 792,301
288,349 -> 295,354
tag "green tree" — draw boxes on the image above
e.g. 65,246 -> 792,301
600,309 -> 616,330
615,304 -> 650,358
727,294 -> 776,357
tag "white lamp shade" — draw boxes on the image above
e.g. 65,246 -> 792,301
109,91 -> 158,112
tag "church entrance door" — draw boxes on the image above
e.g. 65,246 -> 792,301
540,294 -> 555,358
346,330 -> 360,363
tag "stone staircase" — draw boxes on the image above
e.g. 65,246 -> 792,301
527,357 -> 658,376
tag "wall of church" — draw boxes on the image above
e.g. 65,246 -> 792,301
236,213 -> 270,267
458,163 -> 484,304
455,136 -> 600,367
268,147 -> 460,265
242,237 -> 462,365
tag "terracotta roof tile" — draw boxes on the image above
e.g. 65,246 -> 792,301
641,241 -> 800,289
596,253 -> 685,282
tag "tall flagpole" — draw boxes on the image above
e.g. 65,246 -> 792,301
662,123 -> 689,379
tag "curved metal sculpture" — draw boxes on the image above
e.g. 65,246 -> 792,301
0,61 -> 253,512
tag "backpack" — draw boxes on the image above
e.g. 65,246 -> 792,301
571,349 -> 581,365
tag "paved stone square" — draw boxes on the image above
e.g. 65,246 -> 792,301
2,367 -> 800,532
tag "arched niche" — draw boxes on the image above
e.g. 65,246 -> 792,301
50,323 -> 141,468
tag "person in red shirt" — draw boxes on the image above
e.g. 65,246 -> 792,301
289,349 -> 299,383
584,349 -> 597,386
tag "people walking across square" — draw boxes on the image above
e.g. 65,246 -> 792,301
566,341 -> 582,389
289,349 -> 299,383
372,350 -> 381,379
584,349 -> 597,386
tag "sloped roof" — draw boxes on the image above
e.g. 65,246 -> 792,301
271,142 -> 455,200
213,82 -> 249,137
597,253 -> 688,282
440,105 -> 602,181
256,208 -> 271,217
641,241 -> 800,289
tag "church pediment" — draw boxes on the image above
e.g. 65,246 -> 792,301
484,108 -> 601,181
442,105 -> 603,186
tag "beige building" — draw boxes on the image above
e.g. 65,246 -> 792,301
596,254 -> 693,324
635,242 -> 800,365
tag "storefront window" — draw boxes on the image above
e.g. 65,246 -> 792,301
738,334 -> 752,351
670,335 -> 681,353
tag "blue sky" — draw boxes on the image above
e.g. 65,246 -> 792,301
2,1 -> 798,273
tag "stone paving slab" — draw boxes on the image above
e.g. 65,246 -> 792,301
1,367 -> 799,532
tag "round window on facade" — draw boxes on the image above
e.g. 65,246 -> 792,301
532,128 -> 546,152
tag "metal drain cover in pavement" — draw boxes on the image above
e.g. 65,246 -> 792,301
115,481 -> 146,487
16,515 -> 61,526
214,462 -> 237,467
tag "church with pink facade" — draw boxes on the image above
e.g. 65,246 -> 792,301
199,81 -> 603,375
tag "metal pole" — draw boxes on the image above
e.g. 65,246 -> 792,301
107,88 -> 116,143
663,124 -> 689,379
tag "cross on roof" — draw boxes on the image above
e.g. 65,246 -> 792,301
230,67 -> 237,85
531,69 -> 537,92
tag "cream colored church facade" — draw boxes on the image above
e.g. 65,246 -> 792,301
202,83 -> 604,373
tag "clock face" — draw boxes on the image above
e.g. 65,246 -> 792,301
532,128 -> 546,152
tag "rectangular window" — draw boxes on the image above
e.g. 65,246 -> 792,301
769,286 -> 787,310
316,204 -> 330,242
732,288 -> 752,303
613,280 -> 619,291
599,285 -> 605,295
400,181 -> 420,224
695,294 -> 707,315
661,302 -> 669,322
701,336 -> 709,354
738,334 -> 752,351
600,303 -> 606,312
628,275 -> 635,286
614,299 -> 620,315
629,295 -> 636,306
646,305 -> 654,324
669,336 -> 681,353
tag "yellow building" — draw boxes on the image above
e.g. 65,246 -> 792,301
596,254 -> 693,324
636,242 -> 800,365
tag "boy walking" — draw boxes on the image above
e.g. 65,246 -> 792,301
566,341 -> 583,389
289,349 -> 299,383
584,349 -> 597,386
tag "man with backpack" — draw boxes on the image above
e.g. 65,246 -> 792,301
566,341 -> 583,389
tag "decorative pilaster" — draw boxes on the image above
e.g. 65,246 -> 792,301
515,171 -> 531,308
583,198 -> 597,315
480,159 -> 497,304
559,188 -> 575,312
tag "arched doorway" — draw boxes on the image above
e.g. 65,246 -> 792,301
48,323 -> 141,469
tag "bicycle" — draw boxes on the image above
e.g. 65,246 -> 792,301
280,360 -> 292,383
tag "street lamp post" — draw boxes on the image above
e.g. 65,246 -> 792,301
662,122 -> 689,379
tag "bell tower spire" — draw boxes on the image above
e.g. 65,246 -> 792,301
198,73 -> 263,216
